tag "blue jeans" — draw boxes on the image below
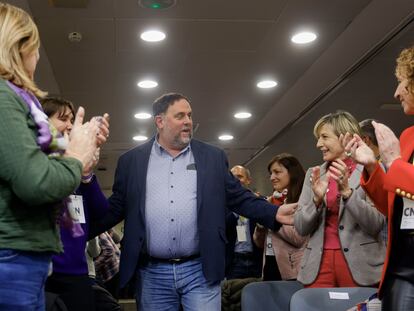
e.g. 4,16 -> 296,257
0,249 -> 51,311
136,258 -> 221,311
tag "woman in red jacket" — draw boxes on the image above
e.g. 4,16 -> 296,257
344,45 -> 414,310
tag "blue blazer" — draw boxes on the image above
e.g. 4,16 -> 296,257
93,138 -> 279,287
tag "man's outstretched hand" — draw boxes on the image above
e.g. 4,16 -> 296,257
275,202 -> 298,225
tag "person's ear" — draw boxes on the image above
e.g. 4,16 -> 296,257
155,115 -> 164,129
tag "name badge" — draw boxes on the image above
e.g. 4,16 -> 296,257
236,225 -> 247,242
67,195 -> 86,224
401,197 -> 414,230
329,292 -> 349,300
265,231 -> 274,256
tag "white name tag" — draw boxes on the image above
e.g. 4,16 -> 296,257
236,225 -> 247,242
329,292 -> 349,300
401,197 -> 414,230
67,195 -> 86,224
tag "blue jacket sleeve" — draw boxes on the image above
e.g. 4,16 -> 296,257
222,150 -> 280,231
89,156 -> 127,238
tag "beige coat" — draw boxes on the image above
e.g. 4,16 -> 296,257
254,224 -> 308,280
294,163 -> 386,286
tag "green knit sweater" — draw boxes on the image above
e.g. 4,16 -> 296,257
0,79 -> 82,253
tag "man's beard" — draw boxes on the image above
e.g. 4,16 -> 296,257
171,131 -> 192,149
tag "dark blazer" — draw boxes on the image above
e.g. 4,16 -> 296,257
92,138 -> 279,287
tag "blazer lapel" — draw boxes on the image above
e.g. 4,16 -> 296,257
191,140 -> 206,212
136,138 -> 154,215
320,162 -> 329,207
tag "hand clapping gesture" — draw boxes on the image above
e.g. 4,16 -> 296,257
328,159 -> 352,198
340,133 -> 375,166
372,121 -> 401,169
341,120 -> 401,173
65,107 -> 110,171
81,114 -> 110,177
310,166 -> 329,206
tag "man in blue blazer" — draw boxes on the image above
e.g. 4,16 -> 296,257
95,93 -> 296,310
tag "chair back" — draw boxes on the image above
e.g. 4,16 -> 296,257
241,281 -> 304,311
289,287 -> 377,311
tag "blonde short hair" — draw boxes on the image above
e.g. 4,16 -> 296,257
395,46 -> 414,93
313,110 -> 361,139
0,2 -> 46,97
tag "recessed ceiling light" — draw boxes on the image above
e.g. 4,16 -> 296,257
138,80 -> 158,88
134,112 -> 152,119
140,30 -> 166,42
257,80 -> 277,89
291,32 -> 317,44
219,134 -> 234,141
133,135 -> 148,141
234,112 -> 252,119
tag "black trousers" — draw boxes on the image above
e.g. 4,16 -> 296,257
262,255 -> 281,281
46,273 -> 95,311
382,275 -> 414,311
101,272 -> 120,299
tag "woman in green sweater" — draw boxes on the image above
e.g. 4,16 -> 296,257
0,3 -> 108,310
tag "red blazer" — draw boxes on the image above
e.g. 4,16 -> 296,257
361,125 -> 414,297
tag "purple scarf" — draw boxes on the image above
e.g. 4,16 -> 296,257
6,81 -> 52,151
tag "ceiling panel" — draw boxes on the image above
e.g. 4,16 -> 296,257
7,0 -> 411,192
115,0 -> 288,20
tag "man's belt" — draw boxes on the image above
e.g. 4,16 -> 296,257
147,253 -> 200,264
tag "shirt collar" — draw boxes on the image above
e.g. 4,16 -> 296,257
153,135 -> 192,158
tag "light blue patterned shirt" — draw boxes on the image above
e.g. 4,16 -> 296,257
145,139 -> 198,258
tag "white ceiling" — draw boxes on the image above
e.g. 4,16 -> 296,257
7,0 -> 414,194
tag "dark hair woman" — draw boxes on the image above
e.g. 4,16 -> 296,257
254,153 -> 308,281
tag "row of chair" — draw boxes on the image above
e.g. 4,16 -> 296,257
241,281 -> 377,311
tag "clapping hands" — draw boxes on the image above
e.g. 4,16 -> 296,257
372,121 -> 401,169
340,121 -> 400,172
310,166 -> 328,206
65,107 -> 110,172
